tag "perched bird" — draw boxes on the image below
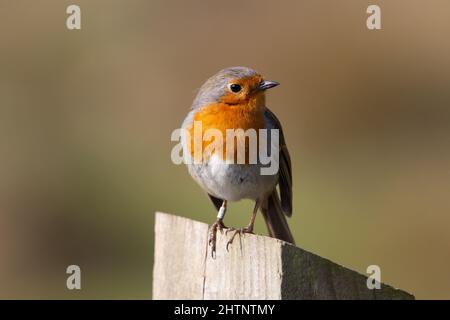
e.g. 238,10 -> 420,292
181,67 -> 294,255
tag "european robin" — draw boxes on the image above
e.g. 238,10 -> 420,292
181,67 -> 294,256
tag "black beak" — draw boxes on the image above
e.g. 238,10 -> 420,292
257,80 -> 280,91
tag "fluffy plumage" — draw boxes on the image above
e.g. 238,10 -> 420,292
182,66 -> 294,244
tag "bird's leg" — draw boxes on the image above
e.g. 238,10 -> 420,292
208,200 -> 227,258
226,200 -> 260,251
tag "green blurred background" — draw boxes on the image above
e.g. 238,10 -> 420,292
1,0 -> 449,299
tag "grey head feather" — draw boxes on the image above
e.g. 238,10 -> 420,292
191,67 -> 259,110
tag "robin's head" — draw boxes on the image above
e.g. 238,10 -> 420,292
192,67 -> 279,110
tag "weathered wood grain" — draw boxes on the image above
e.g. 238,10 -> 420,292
152,212 -> 414,300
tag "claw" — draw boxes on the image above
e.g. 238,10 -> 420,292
225,227 -> 235,236
226,226 -> 253,251
208,219 -> 227,258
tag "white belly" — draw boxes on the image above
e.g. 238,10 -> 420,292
187,154 -> 278,201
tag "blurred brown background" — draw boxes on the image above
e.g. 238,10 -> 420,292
0,0 -> 449,299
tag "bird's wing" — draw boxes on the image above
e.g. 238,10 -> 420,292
208,193 -> 223,211
264,107 -> 293,216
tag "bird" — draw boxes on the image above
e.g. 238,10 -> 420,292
181,67 -> 294,256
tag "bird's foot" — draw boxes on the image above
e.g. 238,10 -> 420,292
225,226 -> 254,251
208,219 -> 227,258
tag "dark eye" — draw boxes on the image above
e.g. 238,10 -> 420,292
229,83 -> 242,93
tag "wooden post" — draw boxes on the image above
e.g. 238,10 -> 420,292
152,212 -> 414,300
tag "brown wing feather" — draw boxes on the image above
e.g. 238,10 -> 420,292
264,108 -> 293,216
208,193 -> 223,211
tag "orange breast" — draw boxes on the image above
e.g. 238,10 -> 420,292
188,101 -> 265,163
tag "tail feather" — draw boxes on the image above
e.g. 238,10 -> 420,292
260,191 -> 295,244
